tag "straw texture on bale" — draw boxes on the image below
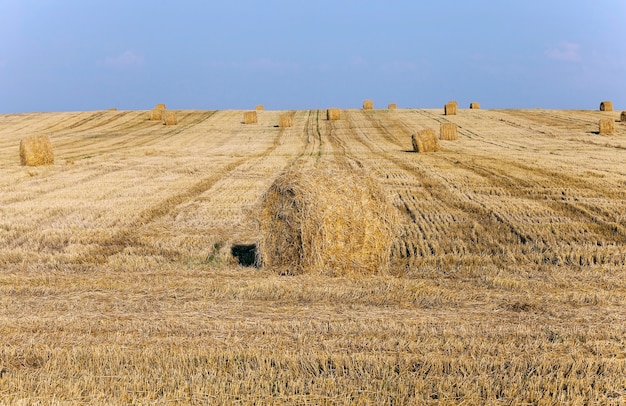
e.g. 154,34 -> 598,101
469,102 -> 480,109
278,113 -> 294,128
258,167 -> 398,276
255,105 -> 264,111
388,103 -> 397,110
599,119 -> 615,135
440,122 -> 458,140
150,108 -> 163,121
162,111 -> 178,126
412,129 -> 440,153
600,101 -> 613,111
363,100 -> 374,110
19,135 -> 54,166
327,108 -> 341,120
444,102 -> 457,115
621,111 -> 626,122
243,111 -> 258,124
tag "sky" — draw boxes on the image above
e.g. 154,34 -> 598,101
1,1 -> 625,113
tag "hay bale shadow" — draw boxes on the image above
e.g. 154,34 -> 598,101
231,244 -> 258,267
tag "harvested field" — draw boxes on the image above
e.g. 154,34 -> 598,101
1,107 -> 626,404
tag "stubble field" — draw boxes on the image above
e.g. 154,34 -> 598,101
1,107 -> 625,404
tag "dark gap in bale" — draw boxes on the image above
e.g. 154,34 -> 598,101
620,111 -> 626,122
231,244 -> 258,267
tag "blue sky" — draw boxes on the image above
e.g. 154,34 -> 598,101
1,1 -> 625,113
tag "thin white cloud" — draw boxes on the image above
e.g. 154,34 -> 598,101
546,42 -> 582,62
103,50 -> 144,69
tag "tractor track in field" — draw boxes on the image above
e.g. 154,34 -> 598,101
81,111 -> 310,263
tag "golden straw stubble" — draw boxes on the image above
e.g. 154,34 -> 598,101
19,135 -> 54,166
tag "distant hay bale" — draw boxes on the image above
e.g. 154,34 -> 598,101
599,119 -> 615,135
162,111 -> 178,126
255,105 -> 264,111
412,129 -> 440,153
600,101 -> 613,111
258,167 -> 398,276
149,108 -> 163,121
388,103 -> 397,110
19,135 -> 54,166
327,108 -> 341,120
363,100 -> 374,110
621,111 -> 626,122
440,123 -> 458,140
108,107 -> 117,111
469,102 -> 480,109
278,113 -> 294,128
444,101 -> 457,115
243,111 -> 258,124
155,103 -> 166,111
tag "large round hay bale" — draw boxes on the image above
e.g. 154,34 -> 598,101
19,135 -> 54,166
600,101 -> 613,111
155,103 -> 166,111
440,122 -> 458,140
243,111 -> 258,124
599,119 -> 615,135
327,108 -> 341,120
363,100 -> 374,110
149,108 -> 163,121
469,102 -> 480,109
444,101 -> 457,115
388,103 -> 397,110
255,104 -> 264,111
412,129 -> 440,152
278,113 -> 293,128
259,168 -> 398,276
162,111 -> 178,126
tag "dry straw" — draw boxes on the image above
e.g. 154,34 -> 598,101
599,119 -> 615,135
162,111 -> 178,126
327,108 -> 341,120
19,135 -> 54,166
469,102 -> 480,109
621,111 -> 626,122
445,101 -> 458,115
278,113 -> 294,128
363,100 -> 374,110
412,129 -> 440,152
440,122 -> 458,140
255,105 -> 264,111
388,103 -> 397,110
258,167 -> 398,276
600,101 -> 613,111
243,111 -> 258,124
155,103 -> 166,110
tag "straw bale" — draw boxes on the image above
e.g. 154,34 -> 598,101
599,119 -> 614,135
388,103 -> 397,110
412,129 -> 439,153
162,111 -> 178,126
243,111 -> 258,124
255,105 -> 264,111
444,101 -> 457,115
108,107 -> 117,111
149,108 -> 163,121
258,167 -> 398,276
327,108 -> 341,120
278,113 -> 294,128
19,135 -> 54,166
440,122 -> 458,140
363,100 -> 374,110
621,111 -> 626,122
469,102 -> 480,109
600,101 -> 613,111
155,103 -> 166,111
